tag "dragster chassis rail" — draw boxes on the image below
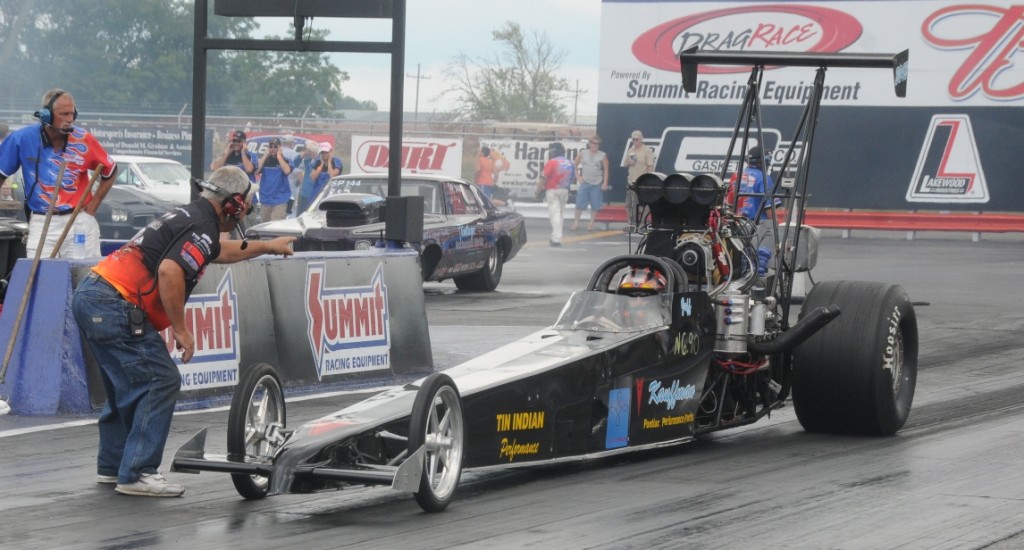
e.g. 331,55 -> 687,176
171,428 -> 426,493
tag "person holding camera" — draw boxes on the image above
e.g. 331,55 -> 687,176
622,130 -> 654,232
72,166 -> 295,497
210,129 -> 257,182
255,137 -> 293,222
299,142 -> 342,213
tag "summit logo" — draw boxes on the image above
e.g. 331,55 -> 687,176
907,115 -> 989,203
305,262 -> 391,380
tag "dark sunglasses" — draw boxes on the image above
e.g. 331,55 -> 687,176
231,139 -> 242,143
269,144 -> 280,148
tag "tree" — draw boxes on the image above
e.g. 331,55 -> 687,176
0,0 -> 374,116
444,21 -> 569,123
216,27 -> 350,117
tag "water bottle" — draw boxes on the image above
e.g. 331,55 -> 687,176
72,219 -> 87,259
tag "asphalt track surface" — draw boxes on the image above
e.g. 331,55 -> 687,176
2,222 -> 1024,550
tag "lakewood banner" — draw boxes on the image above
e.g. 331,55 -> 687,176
598,1 -> 1024,211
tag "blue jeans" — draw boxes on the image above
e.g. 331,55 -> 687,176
72,273 -> 181,484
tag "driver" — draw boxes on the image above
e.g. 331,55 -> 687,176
615,266 -> 668,328
618,266 -> 667,296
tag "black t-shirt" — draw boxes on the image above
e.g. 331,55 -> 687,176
94,199 -> 222,330
133,200 -> 222,296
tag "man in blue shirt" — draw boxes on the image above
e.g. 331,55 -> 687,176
210,129 -> 258,183
255,137 -> 293,222
297,142 -> 342,214
738,146 -> 774,221
291,145 -> 317,215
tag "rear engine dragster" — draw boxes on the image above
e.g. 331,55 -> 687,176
171,49 -> 918,513
626,47 -> 916,437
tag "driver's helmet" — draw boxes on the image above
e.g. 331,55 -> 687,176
618,266 -> 668,296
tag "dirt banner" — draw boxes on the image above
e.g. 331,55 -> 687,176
350,135 -> 464,177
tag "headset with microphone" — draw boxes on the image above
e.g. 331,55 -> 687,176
194,178 -> 252,219
33,89 -> 78,132
193,177 -> 253,249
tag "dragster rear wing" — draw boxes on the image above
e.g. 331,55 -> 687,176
679,48 -> 909,97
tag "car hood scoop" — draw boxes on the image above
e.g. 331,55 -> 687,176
320,193 -> 385,228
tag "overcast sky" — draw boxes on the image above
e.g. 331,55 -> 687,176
253,0 -> 601,119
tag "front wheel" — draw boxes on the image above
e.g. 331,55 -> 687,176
227,363 -> 286,499
792,281 -> 918,436
408,373 -> 464,513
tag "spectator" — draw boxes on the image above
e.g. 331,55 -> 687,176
302,142 -> 342,211
72,166 -> 295,497
280,134 -> 298,163
291,144 -> 319,215
572,134 -> 609,231
255,137 -> 293,222
474,146 -> 497,199
534,142 -> 575,247
490,147 -> 510,184
287,143 -> 308,215
737,146 -> 774,221
0,88 -> 117,259
622,130 -> 654,231
210,129 -> 257,182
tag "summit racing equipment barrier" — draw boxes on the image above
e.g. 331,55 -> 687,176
0,249 -> 433,415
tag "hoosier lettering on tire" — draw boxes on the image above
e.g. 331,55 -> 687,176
791,280 -> 919,436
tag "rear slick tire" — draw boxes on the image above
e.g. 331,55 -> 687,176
792,280 -> 918,436
408,373 -> 464,513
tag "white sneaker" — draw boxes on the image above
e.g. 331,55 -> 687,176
115,473 -> 184,497
97,474 -> 118,484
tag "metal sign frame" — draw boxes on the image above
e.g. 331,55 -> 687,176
191,0 -> 407,197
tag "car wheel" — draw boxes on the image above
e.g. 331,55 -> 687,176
453,242 -> 503,291
227,363 -> 286,499
408,373 -> 464,513
792,281 -> 918,436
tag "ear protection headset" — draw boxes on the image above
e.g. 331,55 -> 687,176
196,178 -> 252,220
34,90 -> 78,126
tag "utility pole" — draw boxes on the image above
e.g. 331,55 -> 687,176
558,80 -> 588,125
405,63 -> 432,121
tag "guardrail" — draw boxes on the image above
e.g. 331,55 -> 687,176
593,206 -> 1024,240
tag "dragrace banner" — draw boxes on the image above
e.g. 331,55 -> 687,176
596,1 -> 1024,212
